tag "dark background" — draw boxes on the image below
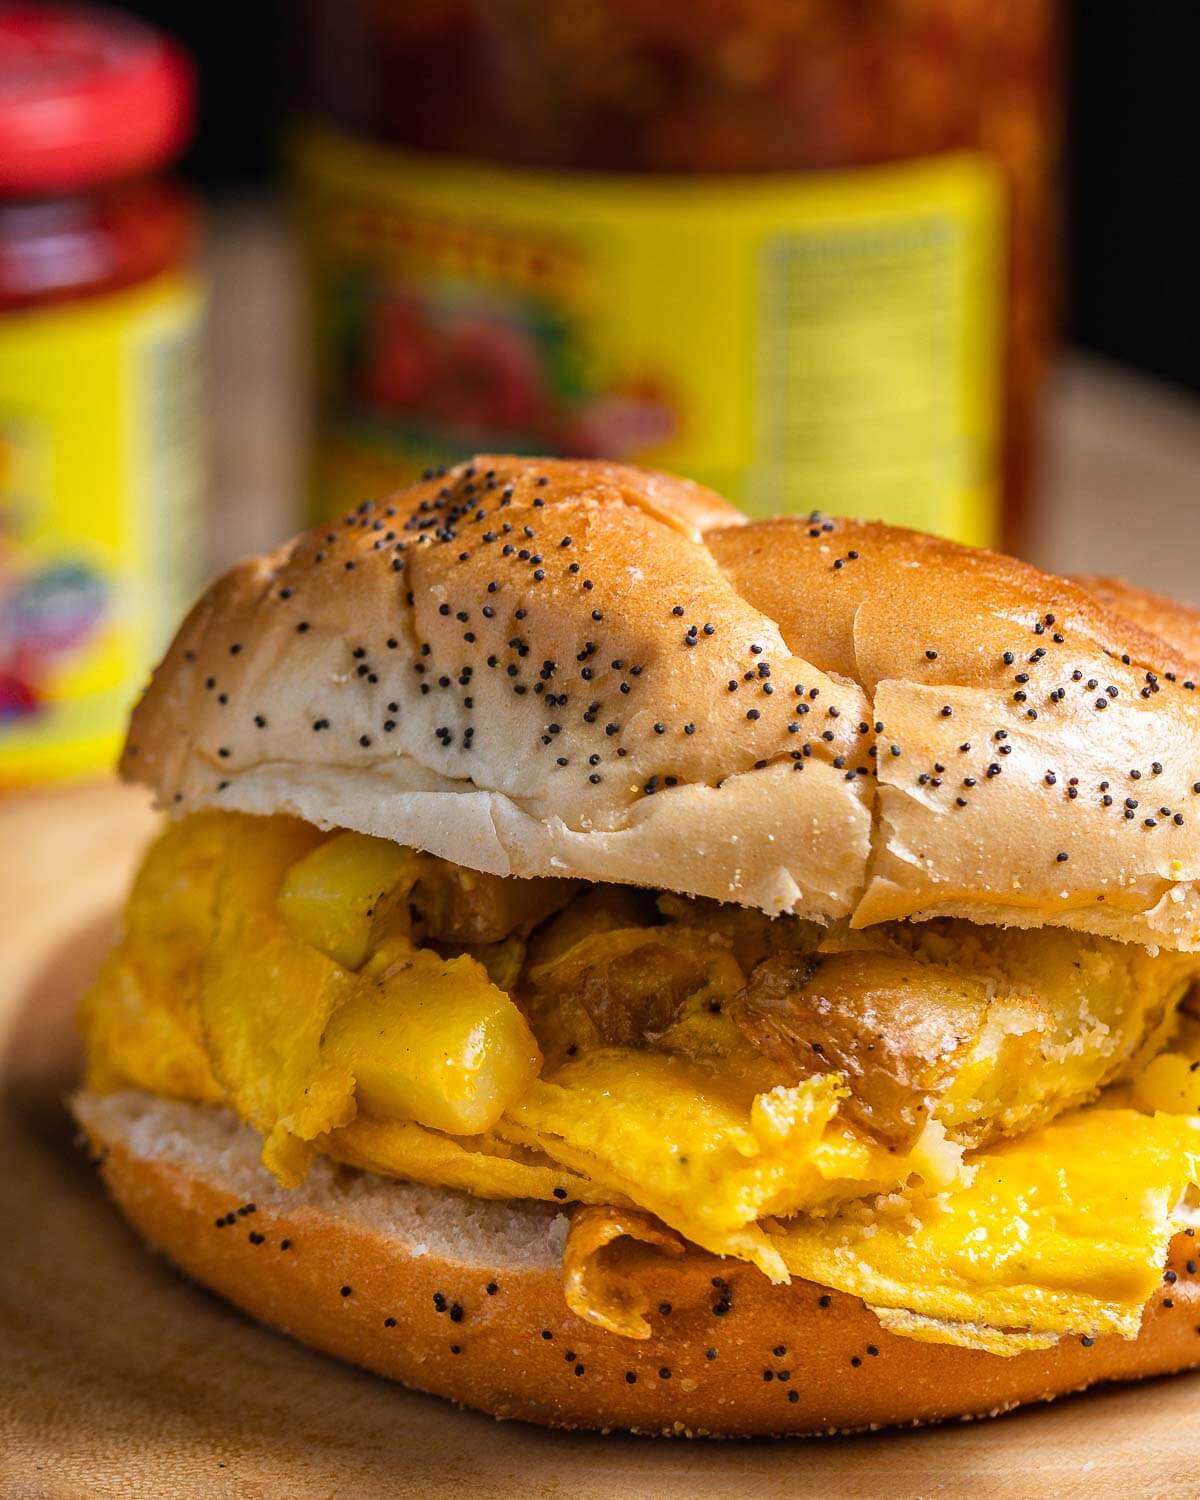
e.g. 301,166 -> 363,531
122,1 -> 1200,397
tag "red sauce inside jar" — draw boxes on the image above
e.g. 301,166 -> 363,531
0,5 -> 195,309
302,0 -> 1058,550
0,179 -> 193,312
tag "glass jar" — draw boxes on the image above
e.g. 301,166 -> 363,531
298,0 -> 1057,553
0,4 -> 204,785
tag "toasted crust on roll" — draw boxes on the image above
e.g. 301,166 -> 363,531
1073,575 -> 1200,667
73,1090 -> 1200,1438
122,456 -> 1200,947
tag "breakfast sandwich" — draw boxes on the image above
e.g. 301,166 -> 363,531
73,457 -> 1200,1435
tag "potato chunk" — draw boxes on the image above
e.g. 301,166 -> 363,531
278,831 -> 418,969
1129,1020 -> 1200,1113
731,919 -> 1200,1150
323,946 -> 541,1135
730,950 -> 1002,1148
521,925 -> 745,1067
412,863 -> 576,944
656,892 -> 821,972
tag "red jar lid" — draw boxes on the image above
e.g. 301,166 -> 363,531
0,4 -> 193,195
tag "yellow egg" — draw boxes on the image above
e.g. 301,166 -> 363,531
771,1108 -> 1200,1353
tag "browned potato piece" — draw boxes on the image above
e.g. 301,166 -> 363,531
524,886 -> 658,976
730,950 -> 1006,1148
655,892 -> 821,972
429,934 -> 526,993
731,918 -> 1200,1151
521,928 -> 745,1066
411,863 -> 577,944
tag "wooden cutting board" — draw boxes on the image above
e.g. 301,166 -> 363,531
2,781 -> 1197,1499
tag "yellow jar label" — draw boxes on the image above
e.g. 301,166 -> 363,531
0,273 -> 204,785
297,128 -> 1004,545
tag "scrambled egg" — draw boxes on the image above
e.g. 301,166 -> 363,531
771,1108 -> 1200,1353
82,812 -> 1200,1354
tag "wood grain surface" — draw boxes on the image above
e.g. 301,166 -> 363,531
2,781 -> 1199,1499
